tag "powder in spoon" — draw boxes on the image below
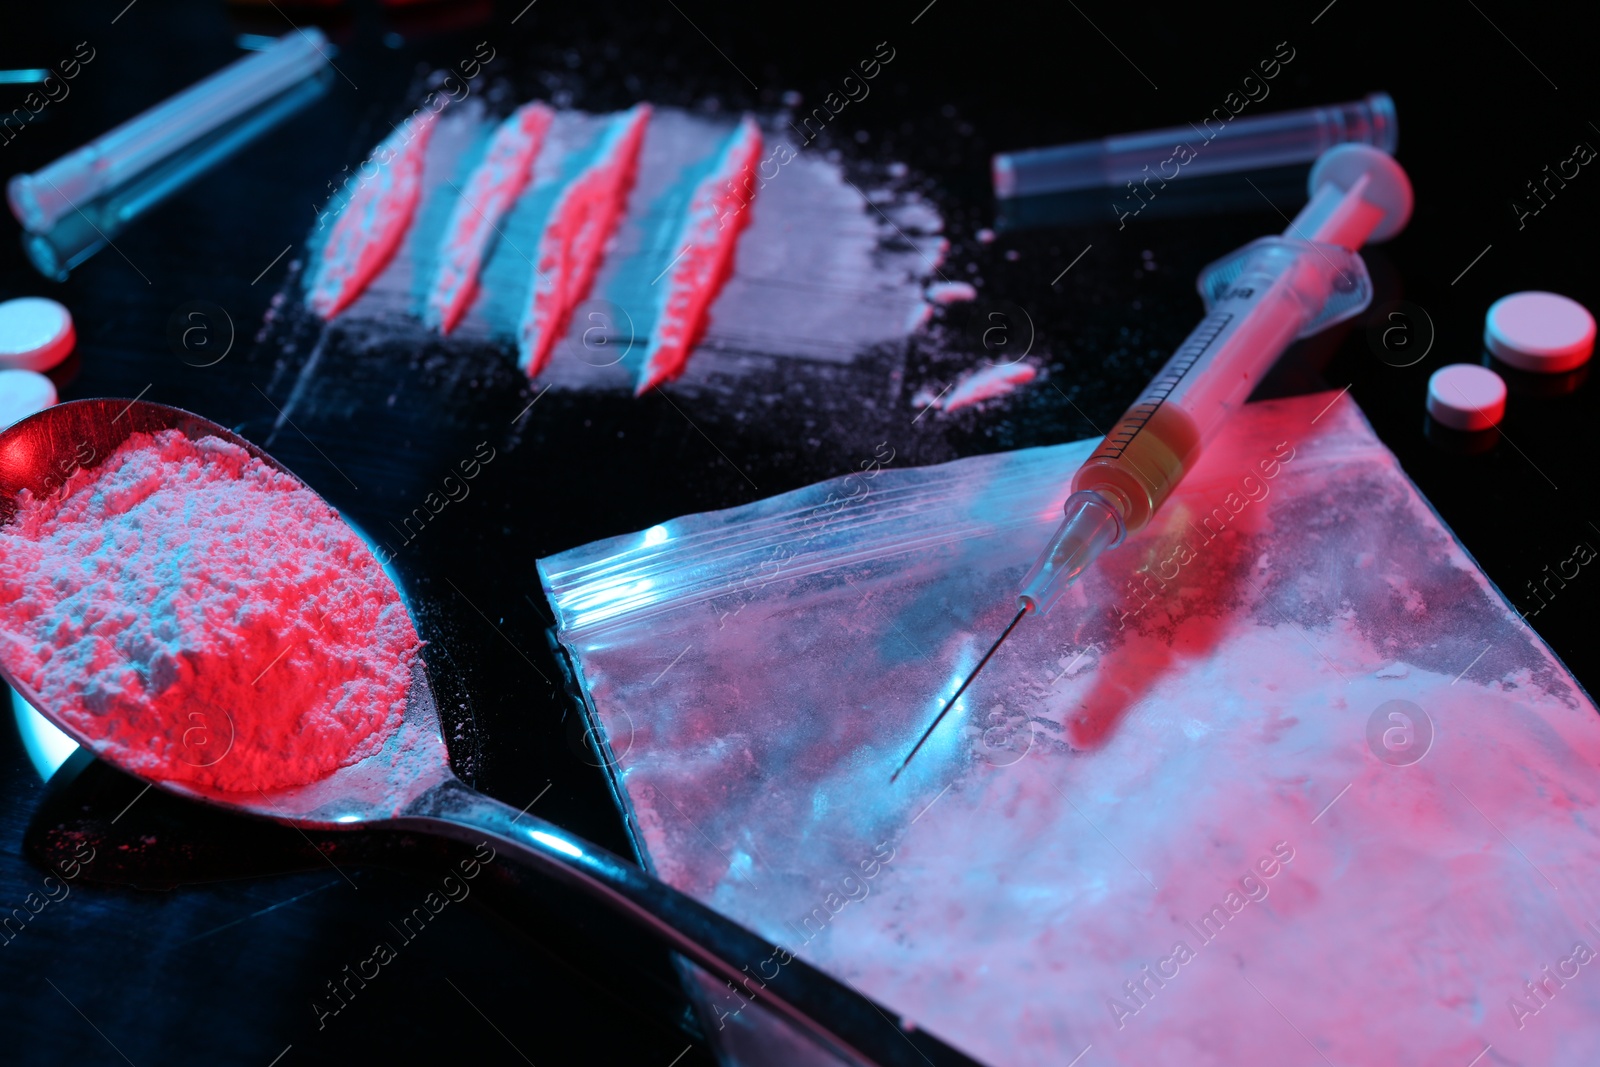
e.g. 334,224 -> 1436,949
0,429 -> 421,792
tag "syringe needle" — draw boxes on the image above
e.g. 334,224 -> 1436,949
890,492 -> 1119,782
890,604 -> 1028,783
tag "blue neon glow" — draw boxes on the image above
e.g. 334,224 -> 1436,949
565,577 -> 656,630
531,830 -> 584,858
340,515 -> 413,614
9,688 -> 78,780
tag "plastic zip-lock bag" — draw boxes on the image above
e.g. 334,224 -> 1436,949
540,391 -> 1600,1067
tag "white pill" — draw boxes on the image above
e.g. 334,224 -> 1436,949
0,369 -> 58,430
1484,291 -> 1594,373
0,297 -> 75,372
1427,364 -> 1505,431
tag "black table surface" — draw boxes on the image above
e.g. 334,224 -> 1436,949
3,2 -> 1596,1064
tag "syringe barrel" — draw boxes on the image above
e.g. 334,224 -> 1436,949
1071,240 -> 1357,534
993,92 -> 1397,199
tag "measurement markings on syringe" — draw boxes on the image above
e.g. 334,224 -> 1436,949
1092,310 -> 1234,460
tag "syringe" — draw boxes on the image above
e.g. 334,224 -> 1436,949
891,143 -> 1413,782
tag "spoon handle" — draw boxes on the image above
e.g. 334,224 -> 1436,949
391,777 -> 979,1067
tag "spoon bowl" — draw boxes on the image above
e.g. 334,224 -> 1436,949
0,399 -> 979,1067
0,397 -> 454,823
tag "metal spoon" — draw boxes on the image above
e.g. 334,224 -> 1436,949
0,399 -> 978,1067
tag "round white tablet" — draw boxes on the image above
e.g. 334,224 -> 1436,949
1484,291 -> 1594,373
1427,364 -> 1505,431
0,297 -> 75,372
0,369 -> 58,430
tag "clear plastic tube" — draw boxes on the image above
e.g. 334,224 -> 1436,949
7,30 -> 329,234
993,92 -> 1397,199
19,67 -> 330,281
